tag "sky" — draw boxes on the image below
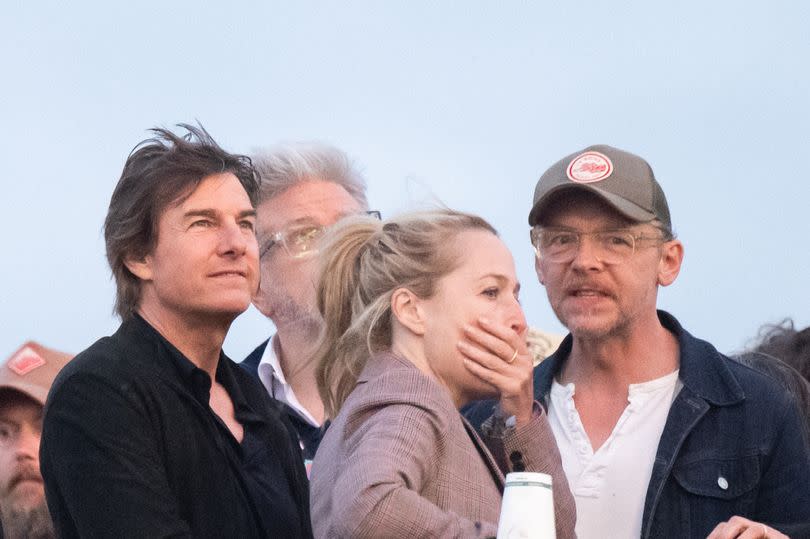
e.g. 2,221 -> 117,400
2,1 -> 808,362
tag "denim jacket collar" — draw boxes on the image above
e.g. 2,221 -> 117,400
534,310 -> 744,408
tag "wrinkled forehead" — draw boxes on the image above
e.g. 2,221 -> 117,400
536,190 -> 648,230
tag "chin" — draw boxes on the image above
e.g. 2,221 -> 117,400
8,484 -> 45,510
207,295 -> 253,316
466,381 -> 499,403
560,310 -> 615,337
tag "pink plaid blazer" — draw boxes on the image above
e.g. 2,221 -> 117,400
310,352 -> 576,538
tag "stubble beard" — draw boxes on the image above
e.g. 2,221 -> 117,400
552,297 -> 631,342
270,289 -> 322,337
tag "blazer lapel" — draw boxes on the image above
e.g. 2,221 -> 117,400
462,415 -> 505,494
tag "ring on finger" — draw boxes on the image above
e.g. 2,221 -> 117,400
760,524 -> 768,538
506,348 -> 518,364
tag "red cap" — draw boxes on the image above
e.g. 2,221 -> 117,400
1,341 -> 73,405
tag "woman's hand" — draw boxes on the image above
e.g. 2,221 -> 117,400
458,317 -> 533,426
707,517 -> 788,539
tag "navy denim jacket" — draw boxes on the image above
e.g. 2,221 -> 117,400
466,311 -> 810,538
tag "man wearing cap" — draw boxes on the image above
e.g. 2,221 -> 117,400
1,341 -> 71,539
468,145 -> 809,538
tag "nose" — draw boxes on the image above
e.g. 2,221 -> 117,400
569,233 -> 603,271
505,296 -> 528,337
218,220 -> 250,257
14,424 -> 40,461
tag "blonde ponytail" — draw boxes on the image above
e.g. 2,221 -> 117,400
313,209 -> 497,418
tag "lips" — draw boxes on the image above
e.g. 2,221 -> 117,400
9,466 -> 42,491
569,288 -> 610,297
209,270 -> 247,278
565,282 -> 613,298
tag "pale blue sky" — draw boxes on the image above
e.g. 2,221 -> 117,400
2,1 -> 808,361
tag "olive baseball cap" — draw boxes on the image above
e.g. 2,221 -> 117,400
528,144 -> 671,231
0,341 -> 73,405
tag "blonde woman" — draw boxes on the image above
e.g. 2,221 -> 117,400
309,210 -> 575,538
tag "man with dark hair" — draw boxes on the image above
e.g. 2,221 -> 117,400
0,342 -> 71,539
468,145 -> 809,538
40,125 -> 312,538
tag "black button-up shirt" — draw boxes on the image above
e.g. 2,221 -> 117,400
40,315 -> 313,538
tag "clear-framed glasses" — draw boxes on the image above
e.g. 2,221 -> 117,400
530,226 -> 665,265
260,210 -> 381,260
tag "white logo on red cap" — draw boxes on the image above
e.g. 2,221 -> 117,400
567,151 -> 613,183
7,346 -> 46,376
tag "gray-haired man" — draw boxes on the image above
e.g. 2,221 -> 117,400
241,143 -> 371,462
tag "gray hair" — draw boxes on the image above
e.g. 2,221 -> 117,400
251,142 -> 368,208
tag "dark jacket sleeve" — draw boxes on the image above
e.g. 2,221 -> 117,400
40,369 -> 193,539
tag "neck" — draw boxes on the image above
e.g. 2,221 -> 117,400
563,313 -> 679,388
274,323 -> 325,423
389,331 -> 466,409
138,304 -> 230,379
274,324 -> 319,380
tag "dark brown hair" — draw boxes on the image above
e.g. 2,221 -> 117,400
104,123 -> 258,320
747,319 -> 810,382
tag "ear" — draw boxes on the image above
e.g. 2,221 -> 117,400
390,287 -> 425,336
124,254 -> 154,282
535,255 -> 547,286
657,239 -> 684,287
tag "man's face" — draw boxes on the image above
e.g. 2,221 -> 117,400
253,180 -> 363,331
128,172 -> 259,323
0,392 -> 44,514
535,193 -> 682,340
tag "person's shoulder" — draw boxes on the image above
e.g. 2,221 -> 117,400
239,338 -> 269,376
360,354 -> 449,407
51,334 -> 130,388
47,325 -> 165,408
722,353 -> 799,402
340,353 -> 457,432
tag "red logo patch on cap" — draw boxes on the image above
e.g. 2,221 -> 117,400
7,346 -> 46,376
567,151 -> 613,183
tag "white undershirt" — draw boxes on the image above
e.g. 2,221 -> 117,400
548,370 -> 682,539
257,335 -> 321,428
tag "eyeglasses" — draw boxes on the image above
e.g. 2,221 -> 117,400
260,210 -> 381,260
530,226 -> 665,265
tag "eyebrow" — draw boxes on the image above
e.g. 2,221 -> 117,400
480,273 -> 521,294
271,210 -> 360,230
184,209 -> 257,220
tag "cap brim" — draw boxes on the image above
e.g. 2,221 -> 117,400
0,383 -> 47,405
528,184 -> 657,225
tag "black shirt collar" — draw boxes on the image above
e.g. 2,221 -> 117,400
123,314 -> 258,418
